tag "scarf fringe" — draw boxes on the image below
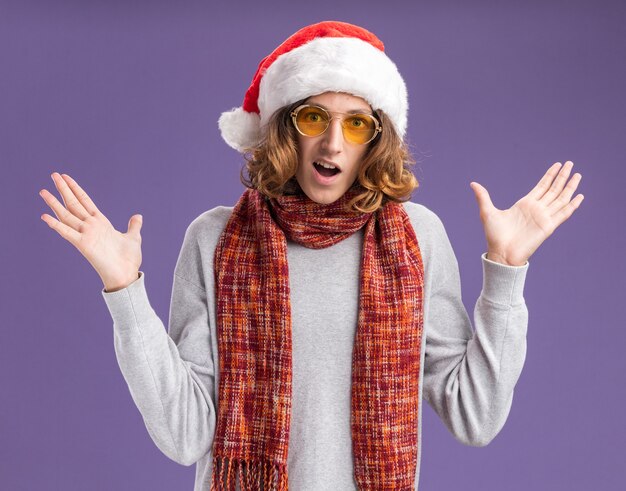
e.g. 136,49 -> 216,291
210,455 -> 289,491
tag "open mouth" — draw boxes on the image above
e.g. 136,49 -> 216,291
313,161 -> 341,177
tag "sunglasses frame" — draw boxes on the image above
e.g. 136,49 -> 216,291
290,104 -> 383,145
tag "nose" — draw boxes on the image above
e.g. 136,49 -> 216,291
321,117 -> 344,154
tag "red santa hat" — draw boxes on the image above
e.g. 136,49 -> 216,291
218,20 -> 409,153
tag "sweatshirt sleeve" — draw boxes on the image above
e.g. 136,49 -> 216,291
100,225 -> 216,466
422,217 -> 529,447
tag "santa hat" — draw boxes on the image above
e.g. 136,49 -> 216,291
218,21 -> 408,153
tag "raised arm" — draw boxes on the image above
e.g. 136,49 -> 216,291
422,217 -> 529,447
101,222 -> 216,466
39,171 -> 216,464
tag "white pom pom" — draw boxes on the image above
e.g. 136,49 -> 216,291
218,107 -> 261,153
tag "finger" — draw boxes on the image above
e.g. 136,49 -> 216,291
528,162 -> 563,200
539,161 -> 574,205
40,212 -> 82,246
51,172 -> 90,220
551,193 -> 584,227
39,188 -> 84,230
127,214 -> 143,237
470,182 -> 496,216
547,172 -> 582,215
61,173 -> 101,216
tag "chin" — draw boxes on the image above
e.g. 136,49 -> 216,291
301,186 -> 346,205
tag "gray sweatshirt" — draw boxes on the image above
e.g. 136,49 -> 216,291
101,200 -> 529,491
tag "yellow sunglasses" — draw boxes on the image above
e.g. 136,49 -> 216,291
290,104 -> 382,145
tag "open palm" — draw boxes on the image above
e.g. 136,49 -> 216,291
470,161 -> 584,266
39,172 -> 143,291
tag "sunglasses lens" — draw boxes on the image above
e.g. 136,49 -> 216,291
294,106 -> 328,136
343,115 -> 377,144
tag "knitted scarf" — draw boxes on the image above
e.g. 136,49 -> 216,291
210,186 -> 425,490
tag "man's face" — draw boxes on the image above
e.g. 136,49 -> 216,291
294,91 -> 372,205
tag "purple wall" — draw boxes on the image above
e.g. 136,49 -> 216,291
3,0 -> 624,489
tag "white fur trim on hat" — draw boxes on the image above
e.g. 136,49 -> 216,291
258,37 -> 407,137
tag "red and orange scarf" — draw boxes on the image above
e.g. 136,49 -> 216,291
211,186 -> 425,490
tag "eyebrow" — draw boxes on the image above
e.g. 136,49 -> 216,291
306,101 -> 373,115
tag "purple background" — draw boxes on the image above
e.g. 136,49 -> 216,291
2,0 -> 624,489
